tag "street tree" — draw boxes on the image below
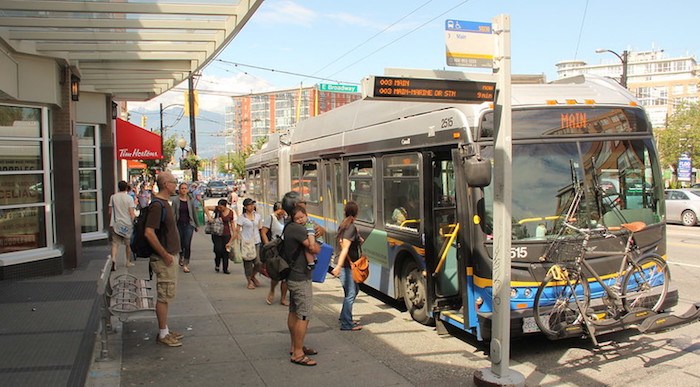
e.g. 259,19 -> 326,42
228,136 -> 269,178
656,102 -> 700,178
143,135 -> 177,178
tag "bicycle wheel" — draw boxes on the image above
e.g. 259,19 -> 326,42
621,253 -> 670,313
533,266 -> 590,338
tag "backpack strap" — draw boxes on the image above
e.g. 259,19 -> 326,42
148,198 -> 167,245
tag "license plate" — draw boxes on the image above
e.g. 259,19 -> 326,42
522,316 -> 540,333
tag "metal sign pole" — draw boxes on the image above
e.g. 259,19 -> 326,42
474,14 -> 524,386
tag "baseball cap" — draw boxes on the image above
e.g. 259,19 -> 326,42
242,198 -> 256,206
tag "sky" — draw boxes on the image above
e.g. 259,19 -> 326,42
129,0 -> 700,154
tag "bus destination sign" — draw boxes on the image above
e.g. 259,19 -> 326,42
366,76 -> 495,103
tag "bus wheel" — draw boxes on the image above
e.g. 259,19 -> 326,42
402,261 -> 434,325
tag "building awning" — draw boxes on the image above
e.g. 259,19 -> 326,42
116,118 -> 161,160
0,1 -> 263,101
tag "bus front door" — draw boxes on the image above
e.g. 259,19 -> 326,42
431,154 -> 461,303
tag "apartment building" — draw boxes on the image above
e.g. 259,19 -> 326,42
556,49 -> 699,128
225,86 -> 361,153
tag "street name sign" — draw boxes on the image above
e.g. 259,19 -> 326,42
318,83 -> 359,93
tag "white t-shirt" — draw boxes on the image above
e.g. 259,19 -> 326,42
263,214 -> 284,239
236,212 -> 262,244
109,191 -> 136,233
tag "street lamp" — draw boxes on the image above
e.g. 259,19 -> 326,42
177,137 -> 187,159
160,103 -> 184,162
595,48 -> 629,88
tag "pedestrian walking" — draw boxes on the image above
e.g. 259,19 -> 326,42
172,182 -> 200,273
108,180 -> 136,271
204,199 -> 235,274
144,171 -> 183,347
237,198 -> 262,289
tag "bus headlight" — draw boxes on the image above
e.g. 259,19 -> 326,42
524,288 -> 532,298
510,288 -> 518,298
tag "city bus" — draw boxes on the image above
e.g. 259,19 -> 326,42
245,74 -> 674,340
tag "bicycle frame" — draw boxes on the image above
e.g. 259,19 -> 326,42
568,223 -> 639,306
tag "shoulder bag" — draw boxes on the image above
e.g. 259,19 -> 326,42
205,211 -> 224,236
349,227 -> 369,283
240,239 -> 258,261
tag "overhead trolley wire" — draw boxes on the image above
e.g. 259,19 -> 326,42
325,0 -> 472,79
214,59 -> 359,85
308,0 -> 435,79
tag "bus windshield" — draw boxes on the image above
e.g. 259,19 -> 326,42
479,139 -> 663,240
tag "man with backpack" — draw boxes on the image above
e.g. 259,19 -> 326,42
144,171 -> 183,347
282,191 -> 321,366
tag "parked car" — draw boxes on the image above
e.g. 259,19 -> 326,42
664,189 -> 700,226
205,180 -> 228,198
224,180 -> 235,193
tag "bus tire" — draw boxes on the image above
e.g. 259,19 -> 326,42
401,260 -> 434,325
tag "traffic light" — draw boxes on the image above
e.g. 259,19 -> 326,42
141,115 -> 147,128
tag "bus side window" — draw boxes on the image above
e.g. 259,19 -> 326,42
382,154 -> 420,231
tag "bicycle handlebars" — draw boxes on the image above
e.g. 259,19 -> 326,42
562,221 -> 610,236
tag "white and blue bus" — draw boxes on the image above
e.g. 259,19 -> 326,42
246,75 -> 673,340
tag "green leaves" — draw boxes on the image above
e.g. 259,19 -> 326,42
657,101 -> 700,171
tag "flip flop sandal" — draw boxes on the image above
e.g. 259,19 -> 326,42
290,355 -> 317,366
289,346 -> 318,356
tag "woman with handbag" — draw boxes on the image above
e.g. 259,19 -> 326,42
204,199 -> 235,274
172,182 -> 200,273
261,201 -> 288,305
237,198 -> 263,289
330,201 -> 364,331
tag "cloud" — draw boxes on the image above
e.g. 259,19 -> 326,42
128,73 -> 273,114
256,0 -> 317,27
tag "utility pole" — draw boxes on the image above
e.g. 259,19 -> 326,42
188,73 -> 198,181
159,103 -> 164,162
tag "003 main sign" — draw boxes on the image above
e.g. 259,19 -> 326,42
363,76 -> 495,103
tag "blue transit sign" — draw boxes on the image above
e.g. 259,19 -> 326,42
445,19 -> 494,68
678,155 -> 692,181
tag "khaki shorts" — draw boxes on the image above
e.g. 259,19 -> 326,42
109,228 -> 129,245
287,279 -> 313,320
150,257 -> 178,303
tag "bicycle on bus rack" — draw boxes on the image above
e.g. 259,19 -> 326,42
531,160 -> 700,345
532,220 -> 671,346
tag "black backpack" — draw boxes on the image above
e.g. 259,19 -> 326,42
130,199 -> 166,259
260,223 -> 301,281
261,236 -> 290,281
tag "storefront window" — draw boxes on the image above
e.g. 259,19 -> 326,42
77,124 -> 101,234
0,104 -> 50,253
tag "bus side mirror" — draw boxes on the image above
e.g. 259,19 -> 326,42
464,157 -> 491,187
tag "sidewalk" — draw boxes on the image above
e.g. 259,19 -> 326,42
0,242 -> 111,387
86,230 -> 415,387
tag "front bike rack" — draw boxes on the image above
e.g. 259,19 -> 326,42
637,302 -> 700,333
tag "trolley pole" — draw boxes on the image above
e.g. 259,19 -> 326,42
474,14 -> 525,387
